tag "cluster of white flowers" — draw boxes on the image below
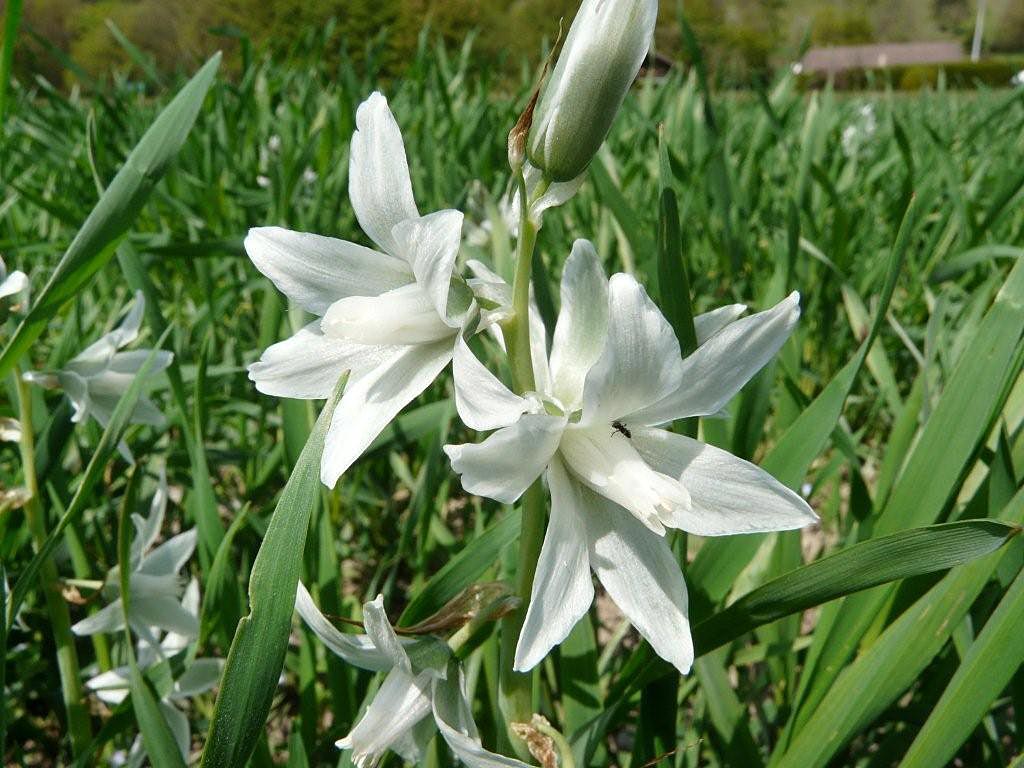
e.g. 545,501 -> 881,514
239,1 -> 818,763
74,472 -> 219,766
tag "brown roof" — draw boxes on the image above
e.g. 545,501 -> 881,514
802,42 -> 964,73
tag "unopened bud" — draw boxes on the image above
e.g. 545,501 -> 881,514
528,0 -> 658,182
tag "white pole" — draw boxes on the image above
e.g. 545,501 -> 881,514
971,0 -> 987,62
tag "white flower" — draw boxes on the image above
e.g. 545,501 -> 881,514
85,579 -> 221,768
72,470 -> 199,646
1012,70 -> 1024,87
791,62 -> 804,76
256,174 -> 271,188
444,241 -> 817,674
295,584 -> 531,768
267,134 -> 282,153
302,167 -> 318,185
22,291 -> 172,462
247,92 -> 480,488
0,256 -> 29,310
841,103 -> 878,158
527,0 -> 658,181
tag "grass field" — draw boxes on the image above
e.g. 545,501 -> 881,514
3,21 -> 1024,768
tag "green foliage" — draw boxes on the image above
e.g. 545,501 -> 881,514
3,23 -> 1024,768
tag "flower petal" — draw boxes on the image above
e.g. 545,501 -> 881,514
295,582 -> 395,672
349,92 -> 420,257
452,337 -> 527,432
514,457 -> 594,672
106,349 -> 174,376
392,210 -> 465,324
321,341 -> 452,487
171,658 -> 223,698
694,304 -> 747,344
0,269 -> 28,300
444,414 -> 565,504
245,227 -> 411,315
548,240 -> 609,410
631,292 -> 800,425
336,669 -> 433,767
70,291 -> 145,369
580,485 -> 693,675
72,599 -> 125,636
581,273 -> 683,426
321,283 -> 454,345
530,299 -> 552,396
85,667 -> 131,705
632,428 -> 818,535
139,529 -> 196,577
248,322 -> 377,400
362,594 -> 410,672
130,594 -> 199,639
432,668 -> 534,768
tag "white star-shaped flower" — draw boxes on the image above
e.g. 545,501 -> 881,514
444,241 -> 818,674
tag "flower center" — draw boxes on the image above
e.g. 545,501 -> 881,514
321,283 -> 454,346
558,424 -> 691,535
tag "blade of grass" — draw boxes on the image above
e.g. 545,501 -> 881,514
0,0 -> 23,123
200,374 -> 347,768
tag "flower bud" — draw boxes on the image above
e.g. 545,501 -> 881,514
527,0 -> 658,182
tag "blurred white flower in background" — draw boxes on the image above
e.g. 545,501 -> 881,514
0,256 -> 29,312
256,174 -> 271,189
791,62 -> 804,76
72,470 -> 199,645
302,167 -> 318,185
247,91 -> 486,488
267,134 -> 282,153
1012,70 -> 1024,87
295,584 -> 531,768
842,103 -> 878,158
445,241 -> 817,675
22,291 -> 172,462
84,579 -> 221,767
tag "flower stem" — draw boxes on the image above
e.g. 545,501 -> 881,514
14,371 -> 92,755
497,170 -> 547,755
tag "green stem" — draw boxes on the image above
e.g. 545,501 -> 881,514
14,371 -> 92,755
497,171 -> 548,753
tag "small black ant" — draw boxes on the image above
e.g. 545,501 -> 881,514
611,419 -> 632,439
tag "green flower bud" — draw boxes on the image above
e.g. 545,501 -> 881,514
527,0 -> 658,182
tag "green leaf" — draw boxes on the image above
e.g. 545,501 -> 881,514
693,520 -> 1020,655
0,53 -> 220,380
772,490 -> 1024,768
199,375 -> 347,768
399,508 -> 522,627
901,564 -> 1024,768
0,0 -> 23,123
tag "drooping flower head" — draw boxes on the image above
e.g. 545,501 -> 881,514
246,92 -> 481,488
445,241 -> 817,673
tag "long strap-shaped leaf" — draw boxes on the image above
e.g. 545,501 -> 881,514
199,374 -> 347,768
0,53 -> 220,380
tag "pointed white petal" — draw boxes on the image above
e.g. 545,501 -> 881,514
559,426 -> 690,534
632,428 -> 818,535
349,92 -> 420,257
548,240 -> 609,410
514,458 -> 593,671
321,283 -> 454,345
245,227 -> 412,315
72,599 -> 126,636
392,210 -> 465,324
581,273 -> 683,426
248,322 -> 376,400
0,269 -> 28,300
294,582 -> 394,671
133,469 -> 167,561
391,718 -> 436,767
161,579 -> 200,655
130,595 -> 199,639
336,669 -> 433,767
632,292 -> 801,425
444,414 -> 564,504
320,341 -> 452,487
139,529 -> 196,577
110,290 -> 146,350
693,304 -> 747,344
452,337 -> 526,432
171,658 -> 223,698
581,486 -> 694,675
362,594 -> 410,671
529,299 -> 551,395
432,670 -> 534,768
85,667 -> 131,705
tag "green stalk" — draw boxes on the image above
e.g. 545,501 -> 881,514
497,170 -> 549,753
14,371 -> 92,755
